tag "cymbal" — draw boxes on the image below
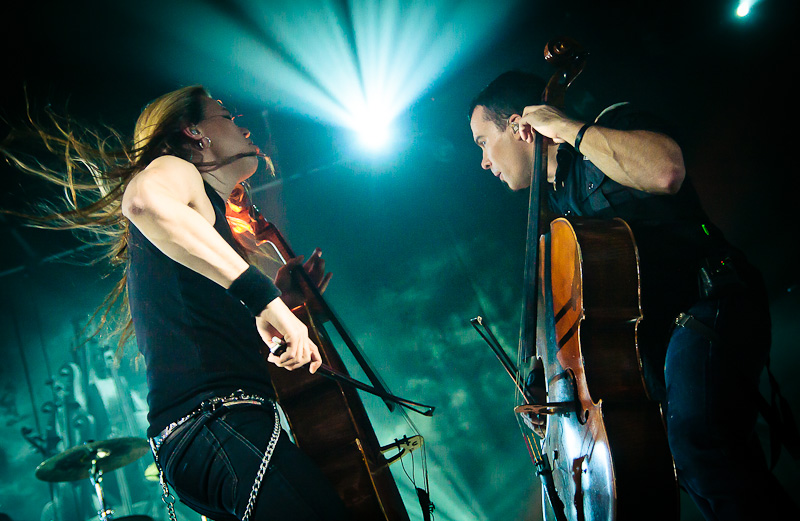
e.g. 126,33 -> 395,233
144,461 -> 160,482
35,437 -> 150,482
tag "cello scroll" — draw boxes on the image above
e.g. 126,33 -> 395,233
541,38 -> 589,107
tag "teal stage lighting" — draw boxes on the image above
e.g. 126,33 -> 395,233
145,0 -> 521,156
736,0 -> 757,17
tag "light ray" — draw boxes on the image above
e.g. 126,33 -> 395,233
143,0 -> 522,148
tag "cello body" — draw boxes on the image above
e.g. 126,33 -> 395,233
225,186 -> 411,521
537,217 -> 678,520
257,222 -> 410,521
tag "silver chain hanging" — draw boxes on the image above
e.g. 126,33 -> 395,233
159,469 -> 178,521
242,402 -> 281,521
148,438 -> 178,521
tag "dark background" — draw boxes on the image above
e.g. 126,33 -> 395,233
1,1 -> 796,520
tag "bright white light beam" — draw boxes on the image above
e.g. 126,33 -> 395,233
736,0 -> 757,17
178,0 -> 522,155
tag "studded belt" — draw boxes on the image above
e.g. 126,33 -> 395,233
149,389 -> 269,454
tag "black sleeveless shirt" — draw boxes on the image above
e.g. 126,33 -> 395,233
127,182 -> 278,437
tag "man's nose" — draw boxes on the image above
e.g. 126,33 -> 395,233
242,128 -> 251,139
481,154 -> 491,170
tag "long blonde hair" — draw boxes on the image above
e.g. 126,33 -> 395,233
1,85 -> 212,352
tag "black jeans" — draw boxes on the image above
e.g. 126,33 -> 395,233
157,404 -> 348,521
663,274 -> 797,519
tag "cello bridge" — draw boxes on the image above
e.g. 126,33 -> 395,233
380,435 -> 424,466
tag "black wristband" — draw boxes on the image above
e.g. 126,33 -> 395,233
226,266 -> 282,316
574,123 -> 594,154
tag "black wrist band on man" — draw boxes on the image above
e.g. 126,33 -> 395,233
226,265 -> 282,317
574,123 -> 594,154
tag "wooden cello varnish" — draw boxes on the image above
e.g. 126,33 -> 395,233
227,185 -> 411,521
540,218 -> 679,519
516,37 -> 680,520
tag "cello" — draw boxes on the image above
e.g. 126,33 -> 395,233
225,182 -> 435,521
473,38 -> 679,520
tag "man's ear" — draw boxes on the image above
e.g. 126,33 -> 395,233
508,114 -> 521,137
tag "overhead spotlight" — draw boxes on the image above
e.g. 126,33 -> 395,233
356,123 -> 391,151
736,0 -> 755,17
349,102 -> 394,153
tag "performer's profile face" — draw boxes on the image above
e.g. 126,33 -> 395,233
194,97 -> 261,179
470,105 -> 532,191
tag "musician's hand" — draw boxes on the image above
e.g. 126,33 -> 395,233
275,248 -> 333,310
522,359 -> 548,437
521,412 -> 546,438
256,297 -> 322,373
303,248 -> 332,293
514,104 -> 582,145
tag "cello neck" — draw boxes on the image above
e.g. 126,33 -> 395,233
518,38 -> 589,361
228,183 -> 400,412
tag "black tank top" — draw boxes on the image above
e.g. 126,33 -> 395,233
127,182 -> 277,437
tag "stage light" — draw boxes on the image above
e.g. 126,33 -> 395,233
736,0 -> 756,17
146,0 -> 521,157
355,121 -> 391,151
343,95 -> 395,152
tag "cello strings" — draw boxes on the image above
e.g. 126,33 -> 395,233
400,406 -> 430,491
289,243 -> 434,505
513,352 -> 545,463
235,183 -> 435,513
469,315 -> 546,464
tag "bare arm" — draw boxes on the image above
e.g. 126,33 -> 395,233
121,156 -> 321,372
515,105 -> 686,194
122,156 -> 250,285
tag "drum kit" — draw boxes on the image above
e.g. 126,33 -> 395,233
35,437 -> 154,521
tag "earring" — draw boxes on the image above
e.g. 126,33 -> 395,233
511,122 -> 519,134
196,136 -> 212,150
189,127 -> 200,135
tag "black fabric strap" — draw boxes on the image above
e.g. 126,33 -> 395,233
574,123 -> 594,154
226,266 -> 281,316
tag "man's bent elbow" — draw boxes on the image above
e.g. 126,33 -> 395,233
661,141 -> 686,194
657,163 -> 685,195
645,137 -> 685,195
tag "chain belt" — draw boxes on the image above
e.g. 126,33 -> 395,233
148,389 -> 281,521
150,389 -> 269,453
